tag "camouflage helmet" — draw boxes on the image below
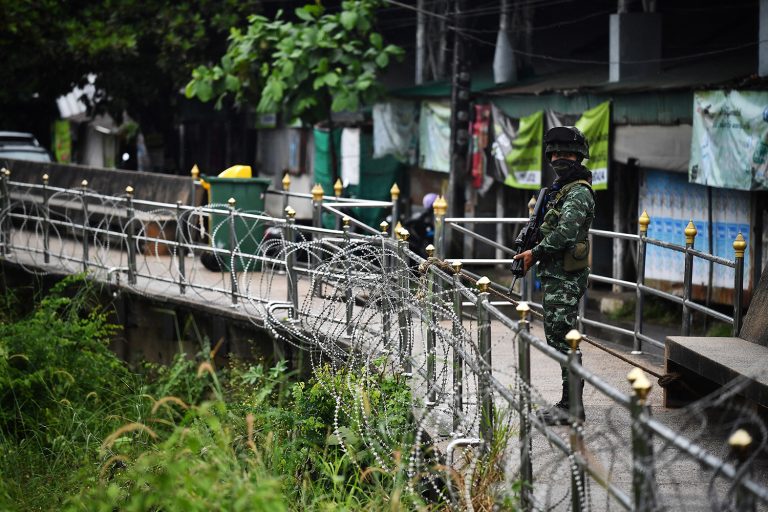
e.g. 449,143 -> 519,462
544,126 -> 589,161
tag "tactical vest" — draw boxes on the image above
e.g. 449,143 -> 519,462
539,180 -> 594,272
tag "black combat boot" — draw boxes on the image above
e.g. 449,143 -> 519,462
538,381 -> 586,426
538,383 -> 570,426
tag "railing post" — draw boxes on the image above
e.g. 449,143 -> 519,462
566,329 -> 586,512
335,179 -> 344,231
42,174 -> 50,264
380,221 -> 391,350
634,211 -> 650,354
516,302 -> 533,510
733,233 -> 747,336
397,227 -> 412,374
190,165 -> 200,207
284,206 -> 298,321
433,195 -> 447,259
176,201 -> 186,295
682,220 -> 697,336
125,186 -> 137,285
628,367 -> 657,511
311,183 -> 324,231
729,429 -> 756,512
311,184 -> 324,287
281,172 -> 291,213
451,260 -> 464,434
80,180 -> 89,272
425,244 -> 437,405
522,195 -> 537,301
476,276 -> 494,446
343,217 -> 353,338
0,169 -> 8,256
390,183 -> 400,240
227,198 -> 239,307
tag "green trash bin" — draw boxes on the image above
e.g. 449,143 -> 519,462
204,175 -> 272,271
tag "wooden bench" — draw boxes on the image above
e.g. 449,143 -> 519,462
664,265 -> 768,410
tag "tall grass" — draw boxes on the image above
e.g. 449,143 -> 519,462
1,276 -> 516,510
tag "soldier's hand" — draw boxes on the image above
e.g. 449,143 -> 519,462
513,249 -> 534,273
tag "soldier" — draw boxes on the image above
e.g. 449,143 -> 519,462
513,126 -> 595,425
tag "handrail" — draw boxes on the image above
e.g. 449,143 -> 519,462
0,175 -> 762,511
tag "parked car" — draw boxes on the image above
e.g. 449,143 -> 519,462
0,131 -> 51,162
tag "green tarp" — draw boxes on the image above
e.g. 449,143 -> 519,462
314,127 -> 402,229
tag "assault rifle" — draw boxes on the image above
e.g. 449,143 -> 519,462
509,187 -> 548,293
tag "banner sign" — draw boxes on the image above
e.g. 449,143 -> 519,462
53,120 -> 71,163
689,90 -> 768,191
418,101 -> 451,173
490,106 -> 542,189
574,101 -> 610,190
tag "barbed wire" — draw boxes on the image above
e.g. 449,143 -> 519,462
1,181 -> 766,510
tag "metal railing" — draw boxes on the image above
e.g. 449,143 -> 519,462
437,201 -> 747,354
0,168 -> 764,511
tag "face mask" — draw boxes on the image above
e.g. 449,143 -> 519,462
551,158 -> 579,178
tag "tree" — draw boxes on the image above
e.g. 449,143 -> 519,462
185,0 -> 403,179
0,0 -> 261,165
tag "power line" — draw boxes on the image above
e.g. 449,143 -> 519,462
381,0 -> 760,66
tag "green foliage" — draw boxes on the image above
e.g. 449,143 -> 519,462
0,275 -> 128,441
64,402 -> 287,512
0,277 -> 425,510
186,0 -> 404,123
0,0 -> 260,135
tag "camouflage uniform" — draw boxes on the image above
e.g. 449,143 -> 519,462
531,182 -> 594,385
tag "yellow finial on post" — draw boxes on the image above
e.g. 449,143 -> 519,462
516,301 -> 530,321
311,184 -> 324,202
125,186 -> 134,196
729,429 -> 753,452
632,374 -> 652,403
627,367 -> 644,384
282,173 -> 291,191
285,206 -> 296,218
684,220 -> 698,245
190,165 -> 200,179
81,179 -> 88,188
565,329 -> 582,351
334,178 -> 343,198
380,221 -> 389,235
733,233 -> 747,258
425,244 -> 435,257
638,210 -> 650,235
451,260 -> 462,274
433,195 -> 448,217
42,174 -> 49,184
390,183 -> 400,200
476,276 -> 490,293
397,227 -> 410,241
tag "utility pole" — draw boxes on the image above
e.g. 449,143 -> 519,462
416,0 -> 426,84
447,0 -> 471,256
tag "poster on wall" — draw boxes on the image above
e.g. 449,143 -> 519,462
689,90 -> 768,190
418,101 -> 451,173
639,169 -> 750,290
574,101 -> 610,191
489,106 -> 542,189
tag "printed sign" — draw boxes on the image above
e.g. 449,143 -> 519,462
689,90 -> 768,190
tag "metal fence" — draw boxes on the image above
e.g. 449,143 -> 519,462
437,199 -> 747,352
0,168 -> 765,511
